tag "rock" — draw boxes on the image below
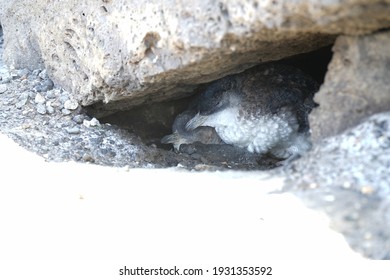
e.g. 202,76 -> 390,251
36,103 -> 47,114
59,95 -> 69,104
286,111 -> 390,259
46,101 -> 55,114
61,108 -> 71,115
34,78 -> 54,92
0,84 -> 7,93
31,69 -> 41,76
64,99 -> 79,110
1,0 -> 389,116
310,31 -> 390,143
89,117 -> 100,127
45,90 -> 56,99
34,92 -> 45,104
15,99 -> 28,109
28,91 -> 37,99
82,154 -> 95,163
0,75 -> 11,84
72,114 -> 84,124
50,100 -> 61,108
15,91 -> 29,109
38,69 -> 47,79
66,126 -> 80,134
83,117 -> 100,128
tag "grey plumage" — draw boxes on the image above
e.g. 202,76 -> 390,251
163,63 -> 319,161
161,106 -> 223,151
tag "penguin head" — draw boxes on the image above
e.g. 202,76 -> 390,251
186,77 -> 240,131
197,77 -> 238,116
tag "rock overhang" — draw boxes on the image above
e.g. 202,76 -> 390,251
1,0 -> 389,117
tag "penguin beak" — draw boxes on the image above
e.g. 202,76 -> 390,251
185,112 -> 208,131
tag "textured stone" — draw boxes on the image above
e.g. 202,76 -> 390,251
36,103 -> 47,115
15,91 -> 29,109
1,0 -> 389,116
34,92 -> 45,104
83,117 -> 100,128
72,114 -> 85,124
61,108 -> 71,115
66,126 -> 80,134
310,31 -> 390,143
64,99 -> 79,110
0,84 -> 7,93
34,79 -> 54,92
46,101 -> 55,114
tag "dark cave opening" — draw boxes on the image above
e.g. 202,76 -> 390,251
95,45 -> 335,170
100,45 -> 333,151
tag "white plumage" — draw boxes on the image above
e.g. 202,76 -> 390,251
189,104 -> 311,159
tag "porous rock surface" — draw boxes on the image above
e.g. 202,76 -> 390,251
284,111 -> 390,259
1,0 -> 390,116
310,30 -> 390,142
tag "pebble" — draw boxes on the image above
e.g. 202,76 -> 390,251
0,84 -> 7,93
35,79 -> 54,92
361,186 -> 374,195
36,103 -> 47,115
15,92 -> 29,109
83,117 -> 100,127
1,75 -> 11,83
35,92 -> 46,104
61,108 -> 71,115
82,120 -> 90,127
73,114 -> 85,124
59,96 -> 69,104
44,79 -> 54,90
64,99 -> 79,110
82,154 -> 95,163
45,90 -> 56,99
66,127 -> 80,134
50,100 -> 61,108
38,69 -> 48,79
31,69 -> 41,76
90,117 -> 100,126
21,123 -> 32,129
46,101 -> 55,114
28,91 -> 37,99
28,74 -> 38,82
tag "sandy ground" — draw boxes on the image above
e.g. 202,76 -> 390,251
0,133 -> 362,261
